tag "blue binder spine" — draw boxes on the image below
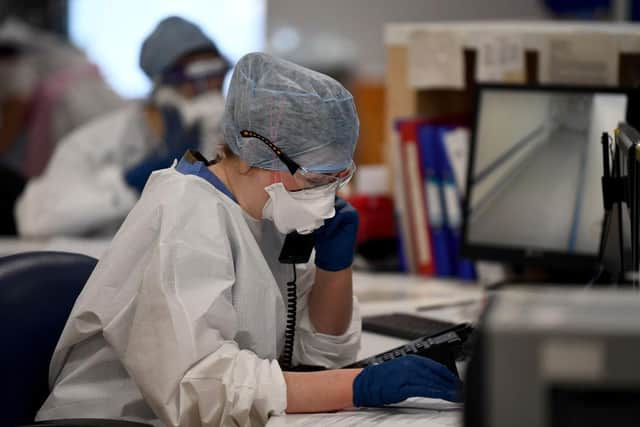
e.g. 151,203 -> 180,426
436,127 -> 476,280
418,125 -> 453,277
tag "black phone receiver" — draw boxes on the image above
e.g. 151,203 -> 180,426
279,231 -> 315,264
278,231 -> 315,370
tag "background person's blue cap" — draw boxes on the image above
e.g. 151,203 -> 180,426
139,16 -> 223,80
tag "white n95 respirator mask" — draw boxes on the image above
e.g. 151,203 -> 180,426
262,182 -> 338,235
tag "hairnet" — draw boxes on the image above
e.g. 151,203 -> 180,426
223,52 -> 359,173
139,16 -> 223,79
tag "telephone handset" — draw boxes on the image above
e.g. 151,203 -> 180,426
278,231 -> 315,370
278,231 -> 315,264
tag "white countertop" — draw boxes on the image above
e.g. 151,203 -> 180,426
0,236 -> 112,259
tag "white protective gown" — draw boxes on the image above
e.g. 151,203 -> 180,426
36,159 -> 362,427
16,103 -> 159,237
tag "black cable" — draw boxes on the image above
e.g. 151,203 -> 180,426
279,264 -> 297,370
584,264 -> 605,289
615,143 -> 625,286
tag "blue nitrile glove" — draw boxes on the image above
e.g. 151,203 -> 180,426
313,196 -> 359,271
353,355 -> 462,407
124,107 -> 200,193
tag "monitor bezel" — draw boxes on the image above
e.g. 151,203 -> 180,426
616,122 -> 640,275
461,83 -> 640,270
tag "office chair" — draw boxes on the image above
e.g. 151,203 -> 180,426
0,251 -> 151,427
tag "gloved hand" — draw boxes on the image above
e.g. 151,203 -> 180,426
353,355 -> 462,407
313,196 -> 358,271
124,107 -> 200,193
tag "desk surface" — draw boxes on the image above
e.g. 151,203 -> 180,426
1,237 -> 483,426
0,236 -> 111,259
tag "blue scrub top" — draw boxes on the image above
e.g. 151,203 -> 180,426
175,153 -> 237,203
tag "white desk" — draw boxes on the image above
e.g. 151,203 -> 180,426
0,237 -> 111,259
268,272 -> 485,427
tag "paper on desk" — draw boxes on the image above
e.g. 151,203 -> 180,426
355,272 -> 481,298
408,30 -> 464,89
417,302 -> 485,325
389,397 -> 462,411
268,398 -> 461,427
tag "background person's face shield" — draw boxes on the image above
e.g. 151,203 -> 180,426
161,56 -> 229,97
240,129 -> 355,191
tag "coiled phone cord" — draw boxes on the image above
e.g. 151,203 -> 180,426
279,264 -> 297,370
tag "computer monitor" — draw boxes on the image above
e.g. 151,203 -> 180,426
599,122 -> 640,284
462,84 -> 638,272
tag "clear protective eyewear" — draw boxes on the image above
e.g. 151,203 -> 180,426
161,58 -> 229,93
240,130 -> 355,190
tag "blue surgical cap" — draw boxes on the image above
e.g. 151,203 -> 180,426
223,52 -> 359,173
139,16 -> 222,79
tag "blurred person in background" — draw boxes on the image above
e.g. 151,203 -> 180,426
15,16 -> 230,238
0,18 -> 124,235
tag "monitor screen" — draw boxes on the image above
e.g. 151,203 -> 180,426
463,85 -> 634,269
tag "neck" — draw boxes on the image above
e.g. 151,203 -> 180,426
209,159 -> 266,219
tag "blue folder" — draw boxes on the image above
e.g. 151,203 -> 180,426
435,126 -> 477,280
418,125 -> 454,277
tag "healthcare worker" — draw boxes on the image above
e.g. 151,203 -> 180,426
0,18 -> 124,234
36,52 -> 461,427
15,16 -> 229,237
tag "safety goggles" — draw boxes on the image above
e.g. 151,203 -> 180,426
240,129 -> 355,190
161,58 -> 229,86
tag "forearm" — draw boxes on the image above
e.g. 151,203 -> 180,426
308,267 -> 353,335
284,369 -> 362,413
